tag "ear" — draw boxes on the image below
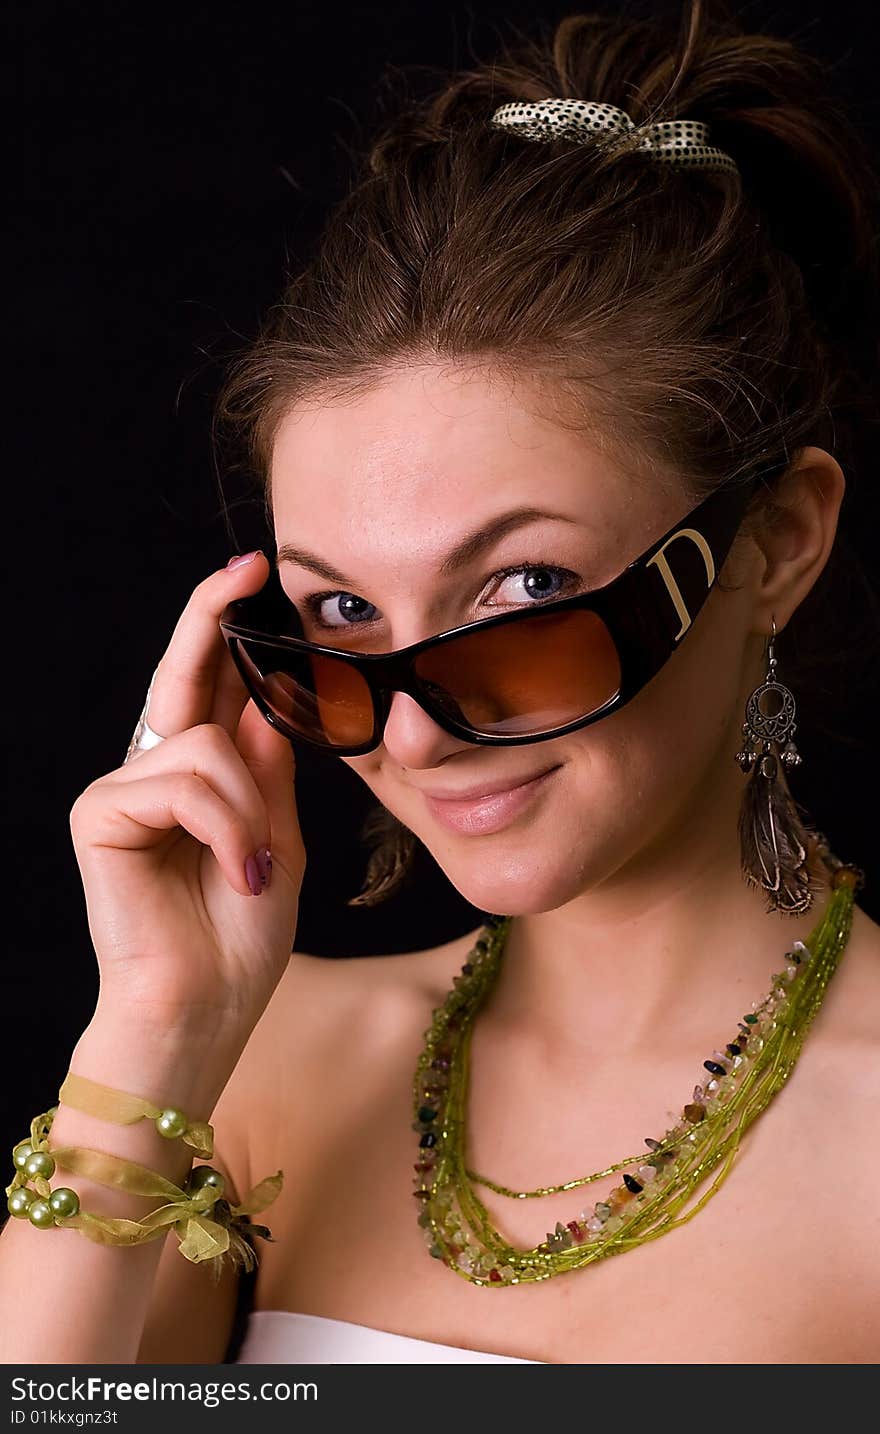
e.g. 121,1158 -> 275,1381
749,446 -> 846,634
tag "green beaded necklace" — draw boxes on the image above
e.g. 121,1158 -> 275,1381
412,855 -> 862,1287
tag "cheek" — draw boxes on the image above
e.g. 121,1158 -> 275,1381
339,604 -> 749,912
566,607 -> 748,825
342,753 -> 390,815
343,753 -> 382,784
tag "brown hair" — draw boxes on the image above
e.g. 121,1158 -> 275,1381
214,0 -> 879,908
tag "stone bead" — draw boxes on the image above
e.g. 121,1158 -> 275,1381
7,1187 -> 36,1219
607,1186 -> 634,1209
155,1108 -> 188,1139
48,1187 -> 80,1219
24,1151 -> 55,1180
622,1173 -> 643,1193
703,1059 -> 727,1076
27,1198 -> 55,1229
683,1102 -> 706,1123
187,1166 -> 225,1197
636,1164 -> 657,1182
12,1142 -> 34,1170
417,1106 -> 437,1123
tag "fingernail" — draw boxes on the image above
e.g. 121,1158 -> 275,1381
255,846 -> 272,889
245,854 -> 264,896
227,550 -> 261,570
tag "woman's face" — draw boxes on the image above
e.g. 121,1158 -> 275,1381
270,363 -> 760,916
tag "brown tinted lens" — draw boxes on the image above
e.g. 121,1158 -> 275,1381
237,639 -> 375,747
412,608 -> 621,736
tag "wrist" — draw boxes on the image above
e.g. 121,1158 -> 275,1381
69,1003 -> 247,1120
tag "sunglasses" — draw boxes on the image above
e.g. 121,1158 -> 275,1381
219,477 -> 758,756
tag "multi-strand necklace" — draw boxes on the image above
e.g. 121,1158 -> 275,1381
412,854 -> 861,1286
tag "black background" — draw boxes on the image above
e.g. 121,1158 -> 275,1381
6,1 -> 879,1159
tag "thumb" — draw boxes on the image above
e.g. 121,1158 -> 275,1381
234,699 -> 305,876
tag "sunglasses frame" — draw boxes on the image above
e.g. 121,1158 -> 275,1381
219,476 -> 760,756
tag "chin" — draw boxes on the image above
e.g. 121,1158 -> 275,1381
429,834 -> 602,918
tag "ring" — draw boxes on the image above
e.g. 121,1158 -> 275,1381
124,666 -> 166,765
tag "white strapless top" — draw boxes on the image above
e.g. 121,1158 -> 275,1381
233,1310 -> 544,1364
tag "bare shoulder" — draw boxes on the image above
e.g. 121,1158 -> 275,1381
796,897 -> 880,1296
269,925 -> 481,1070
804,900 -> 880,1125
817,899 -> 880,1050
213,923 -> 484,1183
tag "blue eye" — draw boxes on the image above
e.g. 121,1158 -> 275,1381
304,563 -> 580,631
487,564 -> 576,605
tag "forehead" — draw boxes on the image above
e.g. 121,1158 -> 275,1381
269,364 -> 670,570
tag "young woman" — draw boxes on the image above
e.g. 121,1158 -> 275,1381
3,1 -> 878,1365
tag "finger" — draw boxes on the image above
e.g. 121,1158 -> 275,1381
233,699 -> 304,879
110,722 -> 270,854
71,768 -> 269,901
143,551 -> 270,742
210,646 -> 253,735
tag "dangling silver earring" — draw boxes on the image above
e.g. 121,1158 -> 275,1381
735,616 -> 822,916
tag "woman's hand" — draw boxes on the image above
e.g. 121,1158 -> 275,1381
69,551 -> 305,1039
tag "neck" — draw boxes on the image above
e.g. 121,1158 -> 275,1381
487,761 -> 833,1062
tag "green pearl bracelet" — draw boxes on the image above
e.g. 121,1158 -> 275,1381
6,1105 -> 284,1271
6,1072 -> 284,1272
8,1132 -> 227,1230
57,1071 -> 214,1158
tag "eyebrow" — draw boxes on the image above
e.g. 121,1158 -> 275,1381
274,506 -> 579,584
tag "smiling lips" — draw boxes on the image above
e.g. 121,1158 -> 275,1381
422,766 -> 561,835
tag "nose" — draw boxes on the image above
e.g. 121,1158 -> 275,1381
378,689 -> 472,767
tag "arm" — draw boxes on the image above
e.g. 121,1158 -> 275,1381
0,553 -> 306,1365
0,1004 -> 252,1365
